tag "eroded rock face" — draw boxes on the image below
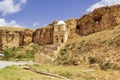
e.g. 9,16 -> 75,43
0,30 -> 21,50
65,18 -> 77,31
1,5 -> 120,50
65,19 -> 77,39
76,5 -> 120,35
33,27 -> 54,45
23,29 -> 33,45
0,28 -> 34,50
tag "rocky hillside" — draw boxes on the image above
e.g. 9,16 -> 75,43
55,24 -> 120,69
76,5 -> 120,35
0,5 -> 120,50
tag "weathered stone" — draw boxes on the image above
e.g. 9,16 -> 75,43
33,26 -> 54,45
65,18 -> 76,32
76,5 -> 120,35
0,30 -> 21,50
65,18 -> 77,39
23,29 -> 33,45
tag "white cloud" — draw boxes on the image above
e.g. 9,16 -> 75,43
86,0 -> 120,12
0,18 -> 24,28
0,0 -> 27,16
33,22 -> 40,27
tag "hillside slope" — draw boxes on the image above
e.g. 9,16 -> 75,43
55,25 -> 120,70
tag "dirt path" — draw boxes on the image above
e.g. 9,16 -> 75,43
0,61 -> 33,69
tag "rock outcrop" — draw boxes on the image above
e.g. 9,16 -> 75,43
76,5 -> 120,35
0,30 -> 21,50
23,29 -> 33,45
33,26 -> 54,45
1,5 -> 120,50
65,19 -> 77,39
34,44 -> 62,63
65,18 -> 77,31
0,28 -> 33,50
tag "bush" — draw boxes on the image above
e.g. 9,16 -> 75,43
88,56 -> 97,64
111,63 -> 120,70
3,49 -> 15,60
16,54 -> 27,59
60,48 -> 67,55
1,44 -> 40,61
100,61 -> 112,70
66,43 -> 75,50
99,60 -> 120,70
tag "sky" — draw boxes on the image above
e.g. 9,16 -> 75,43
0,0 -> 120,29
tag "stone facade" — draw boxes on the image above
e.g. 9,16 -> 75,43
53,21 -> 69,44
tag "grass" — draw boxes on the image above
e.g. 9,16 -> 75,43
1,43 -> 40,61
0,63 -> 119,80
0,65 -> 63,80
28,64 -> 120,80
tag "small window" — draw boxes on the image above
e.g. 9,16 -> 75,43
61,39 -> 64,43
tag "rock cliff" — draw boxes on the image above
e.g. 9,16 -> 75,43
0,30 -> 21,50
76,5 -> 120,35
23,29 -> 33,45
33,25 -> 54,45
0,28 -> 33,50
0,5 -> 120,50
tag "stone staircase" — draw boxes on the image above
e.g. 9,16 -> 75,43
34,44 -> 64,63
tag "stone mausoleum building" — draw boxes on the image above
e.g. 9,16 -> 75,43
53,21 -> 69,44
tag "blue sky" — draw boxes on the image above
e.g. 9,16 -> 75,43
0,0 -> 119,28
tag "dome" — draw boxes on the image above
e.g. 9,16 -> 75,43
57,20 -> 65,25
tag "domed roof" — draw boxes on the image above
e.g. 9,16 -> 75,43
57,20 -> 65,25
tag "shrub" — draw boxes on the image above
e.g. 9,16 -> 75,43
3,49 -> 15,60
100,61 -> 112,70
1,44 -> 40,61
60,48 -> 67,55
66,43 -> 75,50
88,56 -> 97,64
111,63 -> 120,70
99,60 -> 119,70
16,54 -> 27,59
